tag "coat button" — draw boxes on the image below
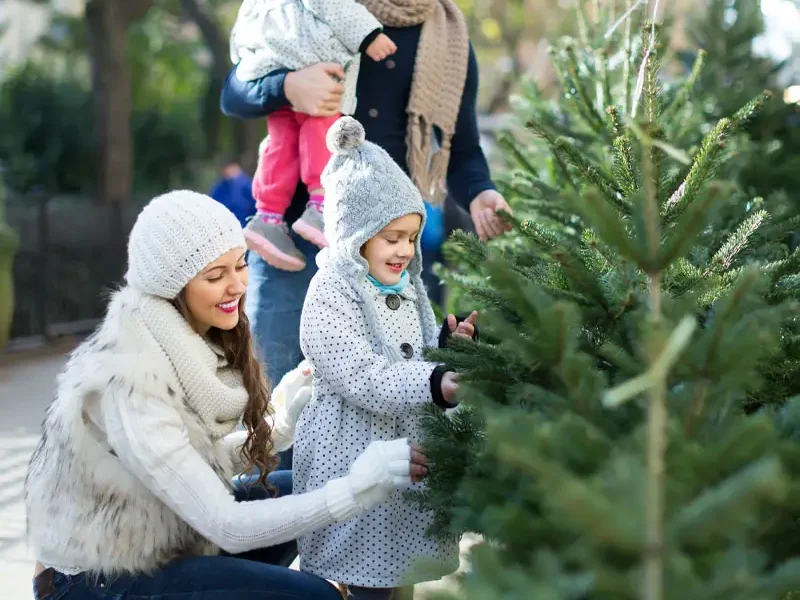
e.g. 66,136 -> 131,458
400,343 -> 414,359
386,294 -> 401,310
386,59 -> 396,69
368,108 -> 379,118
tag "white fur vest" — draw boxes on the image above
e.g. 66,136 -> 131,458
25,287 -> 244,575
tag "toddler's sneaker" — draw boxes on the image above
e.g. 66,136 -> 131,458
244,215 -> 306,271
291,201 -> 327,249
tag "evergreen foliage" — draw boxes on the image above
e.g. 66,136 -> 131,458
414,7 -> 800,599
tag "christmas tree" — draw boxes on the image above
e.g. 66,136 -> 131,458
414,6 -> 800,599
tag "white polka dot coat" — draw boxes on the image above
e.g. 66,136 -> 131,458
230,0 -> 382,115
295,267 -> 459,587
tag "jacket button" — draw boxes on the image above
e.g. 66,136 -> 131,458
400,343 -> 414,359
368,108 -> 379,118
386,294 -> 401,310
386,59 -> 396,70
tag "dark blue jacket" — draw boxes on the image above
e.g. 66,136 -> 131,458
209,172 -> 257,228
220,25 -> 494,226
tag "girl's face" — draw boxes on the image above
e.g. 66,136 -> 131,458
183,248 -> 249,335
362,214 -> 422,285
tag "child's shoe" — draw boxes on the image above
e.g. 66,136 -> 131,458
244,215 -> 306,271
291,200 -> 327,249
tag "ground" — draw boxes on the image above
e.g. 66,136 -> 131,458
0,339 -> 470,599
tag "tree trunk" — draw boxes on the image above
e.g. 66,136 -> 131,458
85,0 -> 152,206
180,0 -> 231,157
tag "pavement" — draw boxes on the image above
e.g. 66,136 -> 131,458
0,340 -> 472,599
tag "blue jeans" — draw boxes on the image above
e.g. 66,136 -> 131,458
245,241 -> 319,471
32,471 -> 341,600
245,243 -> 319,386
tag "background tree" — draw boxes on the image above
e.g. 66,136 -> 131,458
85,0 -> 153,206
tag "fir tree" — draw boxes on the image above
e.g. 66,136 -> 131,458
413,7 -> 800,599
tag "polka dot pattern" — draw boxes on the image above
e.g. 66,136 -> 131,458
295,271 -> 458,586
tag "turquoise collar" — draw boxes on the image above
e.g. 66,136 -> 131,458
367,271 -> 410,296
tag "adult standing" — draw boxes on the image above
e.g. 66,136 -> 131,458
220,0 -> 511,390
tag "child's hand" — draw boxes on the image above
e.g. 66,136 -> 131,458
447,311 -> 478,340
441,371 -> 459,405
366,33 -> 397,62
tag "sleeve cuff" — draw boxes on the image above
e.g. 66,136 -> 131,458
430,366 -> 458,409
359,28 -> 382,53
324,477 -> 361,521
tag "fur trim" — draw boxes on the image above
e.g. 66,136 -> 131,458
25,288 -> 233,575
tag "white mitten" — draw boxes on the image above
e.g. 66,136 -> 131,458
346,439 -> 411,510
272,360 -> 313,430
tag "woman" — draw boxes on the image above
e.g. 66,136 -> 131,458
24,190 -> 429,599
220,0 -> 511,402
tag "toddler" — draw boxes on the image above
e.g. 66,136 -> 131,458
230,0 -> 396,271
294,117 -> 477,599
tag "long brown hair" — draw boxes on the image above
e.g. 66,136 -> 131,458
173,291 -> 278,487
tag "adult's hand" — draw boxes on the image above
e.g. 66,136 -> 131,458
284,63 -> 346,117
469,189 -> 513,241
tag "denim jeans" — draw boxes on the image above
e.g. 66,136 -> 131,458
245,243 -> 319,386
32,471 -> 341,600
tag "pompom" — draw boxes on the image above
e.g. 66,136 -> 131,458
326,116 -> 365,154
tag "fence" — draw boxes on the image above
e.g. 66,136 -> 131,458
7,191 -> 143,348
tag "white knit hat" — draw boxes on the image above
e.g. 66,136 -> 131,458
126,190 -> 246,299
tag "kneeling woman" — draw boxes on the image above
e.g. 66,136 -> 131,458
25,191 -> 426,599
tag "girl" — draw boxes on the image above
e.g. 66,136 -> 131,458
295,117 -> 477,599
25,189 -> 429,599
230,0 -> 397,272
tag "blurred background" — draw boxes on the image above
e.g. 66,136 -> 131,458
0,0 -> 798,597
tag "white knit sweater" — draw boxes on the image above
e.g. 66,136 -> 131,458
24,287 -> 368,576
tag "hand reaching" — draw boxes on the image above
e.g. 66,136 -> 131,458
346,439 -> 429,509
441,371 -> 459,406
470,190 -> 513,241
447,311 -> 478,341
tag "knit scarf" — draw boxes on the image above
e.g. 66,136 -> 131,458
134,290 -> 249,439
358,0 -> 469,205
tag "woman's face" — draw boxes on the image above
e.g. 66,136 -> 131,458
183,248 -> 248,335
361,214 -> 422,286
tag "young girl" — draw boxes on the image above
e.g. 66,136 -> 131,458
230,0 -> 396,272
295,117 -> 478,599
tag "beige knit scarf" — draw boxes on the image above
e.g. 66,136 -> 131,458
358,0 -> 469,204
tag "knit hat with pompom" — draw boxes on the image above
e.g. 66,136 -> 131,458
318,116 -> 439,358
126,190 -> 246,299
320,116 -> 428,277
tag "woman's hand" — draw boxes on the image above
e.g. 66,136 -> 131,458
447,311 -> 478,340
470,189 -> 513,241
346,439 -> 429,509
272,360 -> 313,430
284,63 -> 346,117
